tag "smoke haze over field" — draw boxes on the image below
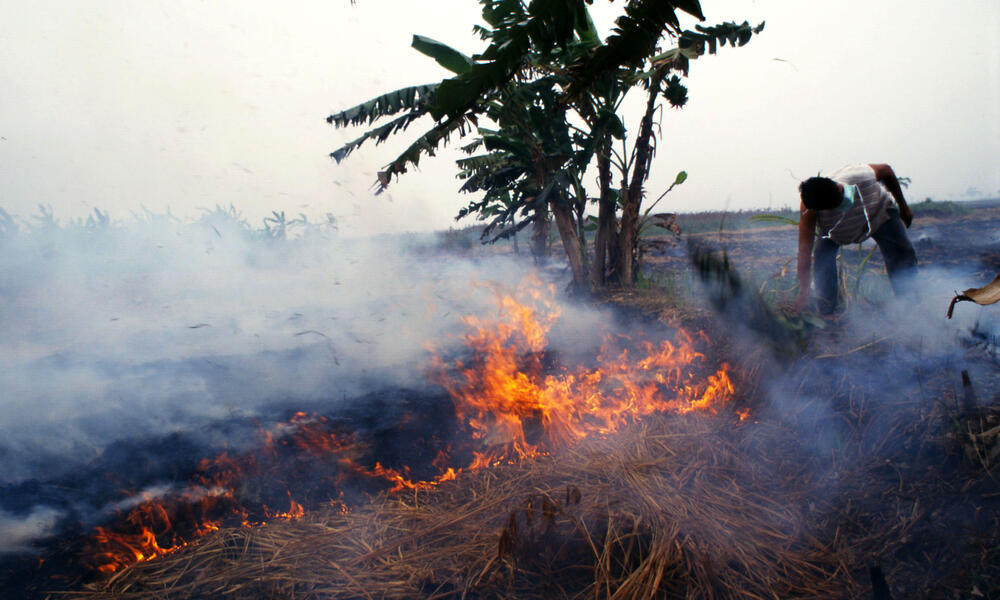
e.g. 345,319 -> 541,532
1,213 -> 993,490
0,215 -> 614,495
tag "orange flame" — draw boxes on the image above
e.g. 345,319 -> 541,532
87,275 -> 736,575
270,495 -> 305,519
431,276 -> 735,464
91,503 -> 184,573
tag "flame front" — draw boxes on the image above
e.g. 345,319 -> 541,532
432,276 -> 735,464
86,275 -> 735,574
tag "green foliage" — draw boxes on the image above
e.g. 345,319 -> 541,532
846,243 -> 878,301
331,111 -> 428,164
328,0 -> 738,191
327,83 -> 439,165
411,35 -> 475,74
198,204 -> 251,235
377,113 -> 480,189
635,268 -> 676,292
445,9 -> 761,281
681,21 -> 766,56
436,227 -> 477,253
85,208 -> 111,230
562,0 -> 705,99
690,244 -> 824,356
748,213 -> 799,227
657,21 -> 763,81
912,198 -> 971,217
677,208 -> 799,234
30,204 -> 58,231
639,170 -> 688,236
263,210 -> 309,241
327,83 -> 438,128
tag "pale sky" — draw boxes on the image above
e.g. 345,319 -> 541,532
1,0 -> 998,234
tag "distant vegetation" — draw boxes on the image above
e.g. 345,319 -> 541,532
910,197 -> 974,217
2,196 -> 987,253
674,208 -> 799,234
0,204 -> 340,243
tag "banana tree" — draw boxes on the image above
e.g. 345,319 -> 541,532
447,9 -> 765,289
456,124 -> 592,289
451,41 -> 596,287
329,0 -> 763,291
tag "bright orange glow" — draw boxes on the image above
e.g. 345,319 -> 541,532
90,503 -> 185,574
87,275 -> 737,575
431,276 -> 736,465
270,496 -> 305,519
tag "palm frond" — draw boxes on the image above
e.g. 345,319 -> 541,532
427,0 -> 601,120
455,152 -> 516,174
376,112 -> 479,193
459,139 -> 484,155
326,83 -> 438,128
563,0 -> 704,99
330,110 -> 428,163
680,21 -> 765,57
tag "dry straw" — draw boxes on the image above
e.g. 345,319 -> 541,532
65,413 -> 854,600
60,335 -> 1000,599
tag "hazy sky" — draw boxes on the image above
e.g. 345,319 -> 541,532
1,0 -> 998,234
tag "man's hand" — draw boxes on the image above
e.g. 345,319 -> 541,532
793,291 -> 811,312
899,203 -> 913,228
870,163 -> 913,228
795,203 -> 817,313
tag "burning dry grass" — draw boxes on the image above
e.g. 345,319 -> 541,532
60,340 -> 1000,600
46,273 -> 1000,599
68,413 -> 845,600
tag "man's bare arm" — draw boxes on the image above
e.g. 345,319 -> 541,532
795,202 -> 817,310
870,163 -> 913,227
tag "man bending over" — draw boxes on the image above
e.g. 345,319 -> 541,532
795,163 -> 917,314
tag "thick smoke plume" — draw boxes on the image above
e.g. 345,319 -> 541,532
0,207 -> 612,552
691,237 -> 999,481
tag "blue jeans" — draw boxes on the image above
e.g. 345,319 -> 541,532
813,208 -> 917,314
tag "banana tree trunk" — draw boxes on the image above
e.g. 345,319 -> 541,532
616,70 -> 664,286
591,139 -> 616,287
618,183 -> 640,285
531,206 -> 550,265
552,203 -> 587,293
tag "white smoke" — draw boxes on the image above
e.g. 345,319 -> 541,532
845,265 -> 998,363
0,209 -> 606,490
0,507 -> 62,554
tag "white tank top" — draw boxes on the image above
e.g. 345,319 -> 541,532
814,164 -> 895,245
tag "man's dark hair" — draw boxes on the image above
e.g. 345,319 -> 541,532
799,176 -> 841,210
